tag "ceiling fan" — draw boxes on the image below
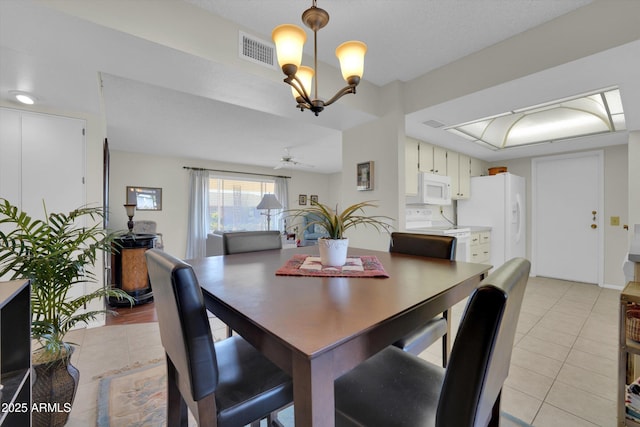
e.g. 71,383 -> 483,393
274,148 -> 314,170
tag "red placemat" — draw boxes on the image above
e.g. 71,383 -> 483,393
275,254 -> 389,278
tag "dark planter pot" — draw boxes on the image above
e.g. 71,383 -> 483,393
32,351 -> 79,427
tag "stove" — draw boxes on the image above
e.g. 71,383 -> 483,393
404,208 -> 471,261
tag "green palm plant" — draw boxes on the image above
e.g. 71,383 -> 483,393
0,198 -> 133,362
289,200 -> 393,239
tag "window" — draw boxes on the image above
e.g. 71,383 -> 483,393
208,176 -> 276,231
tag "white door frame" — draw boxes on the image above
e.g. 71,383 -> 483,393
531,150 -> 604,286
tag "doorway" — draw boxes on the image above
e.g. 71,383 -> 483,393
531,150 -> 603,285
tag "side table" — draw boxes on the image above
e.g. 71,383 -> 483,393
110,234 -> 156,306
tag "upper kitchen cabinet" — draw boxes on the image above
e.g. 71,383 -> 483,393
447,151 -> 471,200
419,142 -> 447,176
404,136 -> 486,198
470,157 -> 489,177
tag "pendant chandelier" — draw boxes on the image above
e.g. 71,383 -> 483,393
272,0 -> 367,116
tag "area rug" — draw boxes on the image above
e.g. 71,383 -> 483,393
97,362 -> 531,426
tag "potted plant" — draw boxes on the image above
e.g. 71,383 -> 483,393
0,198 -> 133,427
288,200 -> 393,266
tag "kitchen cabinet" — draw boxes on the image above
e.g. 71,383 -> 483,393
470,157 -> 488,177
470,231 -> 491,264
0,280 -> 31,427
420,142 -> 447,176
405,136 -> 484,198
447,151 -> 471,200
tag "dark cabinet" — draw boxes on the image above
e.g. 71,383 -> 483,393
110,234 -> 156,306
0,280 -> 31,426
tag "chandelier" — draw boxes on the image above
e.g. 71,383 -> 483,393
272,0 -> 367,116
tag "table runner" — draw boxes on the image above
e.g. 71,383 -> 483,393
275,254 -> 389,278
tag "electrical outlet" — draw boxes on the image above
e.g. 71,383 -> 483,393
611,216 -> 620,226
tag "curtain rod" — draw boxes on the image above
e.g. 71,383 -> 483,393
183,166 -> 291,179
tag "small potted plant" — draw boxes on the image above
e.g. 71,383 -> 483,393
0,198 -> 133,427
288,200 -> 393,266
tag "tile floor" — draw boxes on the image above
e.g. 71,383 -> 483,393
64,276 -> 620,426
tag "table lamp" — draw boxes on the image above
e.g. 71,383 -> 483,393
257,194 -> 282,231
124,203 -> 137,233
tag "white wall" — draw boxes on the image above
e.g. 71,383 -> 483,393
341,111 -> 403,251
108,150 -> 333,258
489,144 -> 629,287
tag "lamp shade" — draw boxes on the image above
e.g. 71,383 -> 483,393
336,40 -> 367,81
124,203 -> 136,217
292,66 -> 314,100
257,194 -> 282,210
272,24 -> 307,69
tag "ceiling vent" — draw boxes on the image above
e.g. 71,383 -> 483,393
239,31 -> 276,69
423,119 -> 446,128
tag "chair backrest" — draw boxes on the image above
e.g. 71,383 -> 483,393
223,231 -> 282,255
145,249 -> 218,401
436,257 -> 530,427
390,232 -> 456,260
133,220 -> 157,234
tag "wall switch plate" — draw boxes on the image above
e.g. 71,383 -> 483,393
611,216 -> 620,226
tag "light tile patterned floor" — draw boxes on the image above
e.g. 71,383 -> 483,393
65,276 -> 619,426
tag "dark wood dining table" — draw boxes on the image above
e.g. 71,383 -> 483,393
188,246 -> 490,426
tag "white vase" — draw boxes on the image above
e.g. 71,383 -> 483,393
318,238 -> 349,267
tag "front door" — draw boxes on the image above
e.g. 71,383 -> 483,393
532,151 -> 603,284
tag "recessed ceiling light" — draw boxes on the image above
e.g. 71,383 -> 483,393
9,90 -> 37,105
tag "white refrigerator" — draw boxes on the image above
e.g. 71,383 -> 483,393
458,173 -> 526,269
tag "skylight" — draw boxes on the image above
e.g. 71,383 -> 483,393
445,88 -> 625,150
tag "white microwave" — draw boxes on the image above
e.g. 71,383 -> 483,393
407,172 -> 452,205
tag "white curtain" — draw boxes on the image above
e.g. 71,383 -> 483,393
274,177 -> 289,232
186,169 -> 209,258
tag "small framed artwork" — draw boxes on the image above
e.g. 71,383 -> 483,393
310,195 -> 319,204
298,194 -> 307,205
357,161 -> 374,191
127,186 -> 162,211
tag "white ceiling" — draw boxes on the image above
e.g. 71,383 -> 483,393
1,0 -> 639,173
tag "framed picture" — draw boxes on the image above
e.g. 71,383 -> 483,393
310,195 -> 319,204
298,194 -> 307,205
357,161 -> 374,191
127,186 -> 162,211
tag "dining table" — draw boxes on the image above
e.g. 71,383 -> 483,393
188,246 -> 491,426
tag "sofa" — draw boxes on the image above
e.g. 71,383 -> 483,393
302,213 -> 330,242
206,231 -> 283,256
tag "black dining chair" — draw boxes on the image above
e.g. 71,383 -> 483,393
222,231 -> 282,255
389,232 -> 456,366
335,257 -> 530,427
222,230 -> 283,337
145,249 -> 293,427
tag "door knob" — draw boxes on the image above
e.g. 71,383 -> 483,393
591,224 -> 597,229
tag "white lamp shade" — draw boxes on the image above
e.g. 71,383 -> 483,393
257,194 -> 282,210
124,203 -> 136,217
272,24 -> 307,69
292,66 -> 314,100
335,40 -> 367,81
